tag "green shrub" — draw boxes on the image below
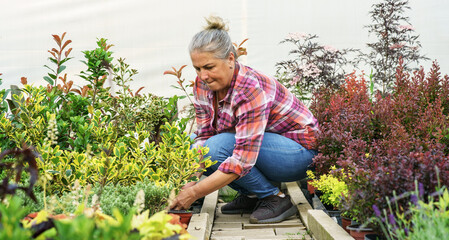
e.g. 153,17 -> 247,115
21,179 -> 171,217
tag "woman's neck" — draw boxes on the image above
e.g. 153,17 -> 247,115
216,89 -> 228,101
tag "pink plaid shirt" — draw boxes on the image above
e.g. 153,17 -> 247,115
192,62 -> 319,177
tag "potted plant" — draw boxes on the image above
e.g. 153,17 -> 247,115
346,223 -> 376,240
307,166 -> 348,210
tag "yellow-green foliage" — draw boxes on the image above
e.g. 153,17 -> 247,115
35,121 -> 214,195
149,122 -> 215,193
1,35 -> 208,201
1,86 -> 48,147
307,166 -> 348,207
2,88 -> 209,195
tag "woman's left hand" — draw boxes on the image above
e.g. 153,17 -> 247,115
169,186 -> 198,210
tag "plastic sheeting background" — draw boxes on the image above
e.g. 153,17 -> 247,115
1,0 -> 448,101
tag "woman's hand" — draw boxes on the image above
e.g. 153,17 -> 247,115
169,170 -> 239,210
170,186 -> 198,210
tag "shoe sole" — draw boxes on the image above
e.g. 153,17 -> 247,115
249,205 -> 298,224
221,208 -> 253,214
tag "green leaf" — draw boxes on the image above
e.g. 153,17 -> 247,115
48,73 -> 56,79
57,65 -> 67,74
48,170 -> 60,175
151,174 -> 160,181
60,57 -> 73,65
61,178 -> 69,186
114,147 -> 120,158
65,169 -> 72,177
43,65 -> 56,73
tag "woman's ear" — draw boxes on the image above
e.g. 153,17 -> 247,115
228,52 -> 235,68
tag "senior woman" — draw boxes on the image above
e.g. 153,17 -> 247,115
170,16 -> 319,224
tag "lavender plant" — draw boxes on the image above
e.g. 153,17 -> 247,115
369,180 -> 449,239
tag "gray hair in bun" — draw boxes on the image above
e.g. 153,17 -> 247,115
189,15 -> 237,59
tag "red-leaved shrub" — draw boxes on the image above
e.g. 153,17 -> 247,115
310,58 -> 449,223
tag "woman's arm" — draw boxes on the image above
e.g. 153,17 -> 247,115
169,170 -> 238,210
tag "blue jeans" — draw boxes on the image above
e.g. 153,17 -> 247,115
199,132 -> 317,199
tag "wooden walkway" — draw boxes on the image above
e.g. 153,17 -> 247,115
210,203 -> 312,240
187,182 -> 317,240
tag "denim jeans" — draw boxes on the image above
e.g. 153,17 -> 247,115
199,132 -> 317,199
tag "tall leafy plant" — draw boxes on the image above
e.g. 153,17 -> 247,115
362,0 -> 428,93
43,32 -> 73,87
79,38 -> 114,108
276,33 -> 360,102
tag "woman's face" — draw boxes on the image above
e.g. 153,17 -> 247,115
190,50 -> 235,94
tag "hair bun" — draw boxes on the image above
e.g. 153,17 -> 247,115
204,15 -> 229,31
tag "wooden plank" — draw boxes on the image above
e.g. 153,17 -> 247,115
211,229 -> 275,237
187,188 -> 219,240
212,222 -> 243,230
202,190 -> 219,217
246,236 -> 312,240
244,220 -> 303,229
308,210 -> 354,240
285,181 -> 312,229
275,227 -> 308,235
214,214 -> 250,224
187,213 -> 210,240
211,236 -> 244,240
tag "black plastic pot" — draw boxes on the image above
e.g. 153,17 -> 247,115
365,233 -> 381,240
30,219 -> 55,238
162,234 -> 180,240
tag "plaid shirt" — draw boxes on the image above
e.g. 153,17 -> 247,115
192,62 -> 319,177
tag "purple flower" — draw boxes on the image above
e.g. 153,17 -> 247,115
410,194 -> 418,206
404,227 -> 409,236
418,183 -> 424,197
372,204 -> 381,218
388,214 -> 397,228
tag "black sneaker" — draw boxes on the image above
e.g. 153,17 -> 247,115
249,195 -> 298,224
221,194 -> 259,214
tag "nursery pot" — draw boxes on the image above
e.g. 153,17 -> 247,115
326,210 -> 342,226
341,217 -> 352,234
162,234 -> 180,240
365,233 -> 381,240
347,224 -> 376,240
168,210 -> 193,226
307,179 -> 316,195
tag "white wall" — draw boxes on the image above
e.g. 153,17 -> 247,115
1,0 -> 448,101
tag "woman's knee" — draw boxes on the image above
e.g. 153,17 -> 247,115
204,133 -> 236,162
